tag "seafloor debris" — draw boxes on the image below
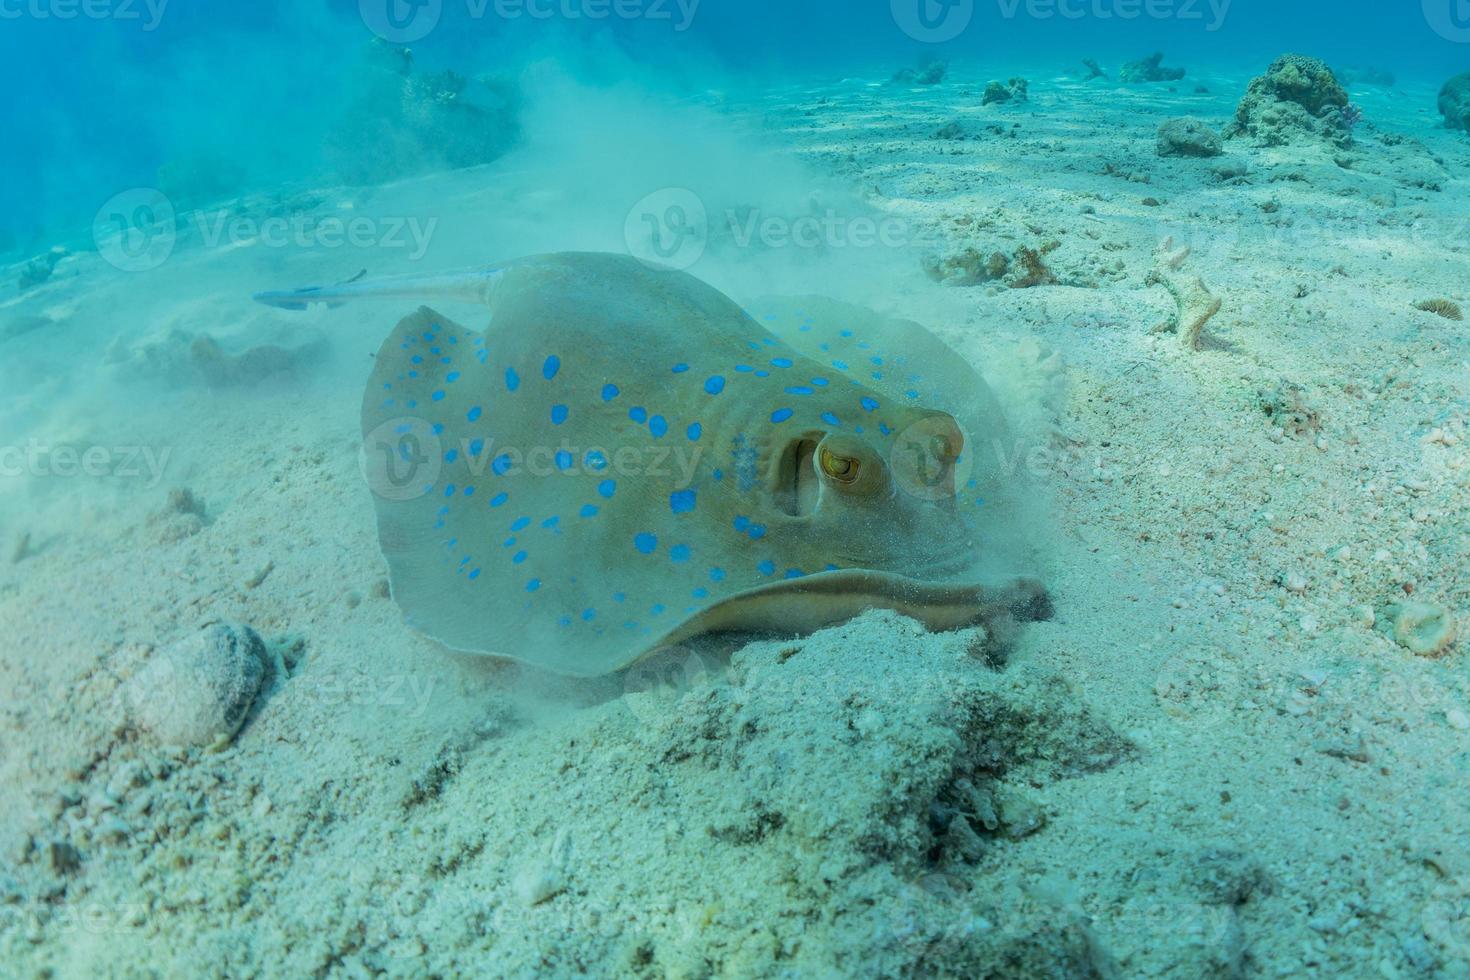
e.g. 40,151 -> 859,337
124,623 -> 270,748
1157,117 -> 1224,158
1377,601 -> 1458,658
1439,72 -> 1470,131
982,78 -> 1028,106
18,248 -> 65,291
1081,58 -> 1106,81
1226,54 -> 1354,147
1120,52 -> 1185,84
922,243 -> 1058,289
10,531 -> 30,565
1146,237 -> 1222,351
1258,384 -> 1322,437
892,59 -> 947,86
1414,298 -> 1463,321
325,39 -> 520,185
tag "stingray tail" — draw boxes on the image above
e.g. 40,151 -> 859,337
253,268 -> 506,311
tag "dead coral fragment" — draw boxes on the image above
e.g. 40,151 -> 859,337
1120,52 -> 1185,84
1146,238 -> 1222,351
1413,299 -> 1463,322
1377,602 -> 1458,658
982,78 -> 1029,106
1227,54 -> 1351,147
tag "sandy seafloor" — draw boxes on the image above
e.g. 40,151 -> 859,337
1,61 -> 1468,977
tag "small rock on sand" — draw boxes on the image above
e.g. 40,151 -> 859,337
1157,117 -> 1224,158
126,623 -> 269,748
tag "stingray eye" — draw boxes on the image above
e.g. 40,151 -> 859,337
819,448 -> 860,485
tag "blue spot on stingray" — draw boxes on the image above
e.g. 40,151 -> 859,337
585,451 -> 608,471
580,504 -> 599,518
526,579 -> 541,592
511,517 -> 531,532
906,390 -> 920,400
687,422 -> 702,441
672,363 -> 690,373
411,355 -> 423,365
880,423 -> 892,436
710,567 -> 727,582
513,551 -> 528,564
785,386 -> 813,396
785,569 -> 806,579
490,492 -> 509,508
555,450 -> 574,471
755,371 -> 771,378
614,592 -> 626,603
735,365 -> 754,374
582,608 -> 597,622
446,371 -> 461,383
771,408 -> 794,424
670,489 -> 697,514
558,616 -> 572,628
634,532 -> 657,555
771,357 -> 793,368
757,560 -> 776,576
670,544 -> 691,563
477,350 -> 489,364
543,355 -> 560,380
444,485 -> 456,497
445,449 -> 460,463
541,516 -> 560,529
598,480 -> 617,499
871,357 -> 883,366
833,360 -> 850,370
734,516 -> 751,532
467,406 -> 483,422
748,524 -> 767,540
493,454 -> 514,476
821,412 -> 841,427
705,376 -> 726,395
431,390 -> 446,402
840,329 -> 853,338
692,587 -> 708,599
505,367 -> 520,391
812,377 -> 830,387
469,439 -> 485,458
406,401 -> 418,409
463,487 -> 475,497
551,404 -> 569,425
601,384 -> 620,401
861,397 -> 880,412
629,406 -> 648,424
651,604 -> 666,616
469,568 -> 481,580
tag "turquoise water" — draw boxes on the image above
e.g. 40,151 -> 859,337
2,1 -> 1468,246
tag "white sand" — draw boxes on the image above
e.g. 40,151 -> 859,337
1,62 -> 1467,976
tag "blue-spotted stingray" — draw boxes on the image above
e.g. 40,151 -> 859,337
256,253 -> 1048,676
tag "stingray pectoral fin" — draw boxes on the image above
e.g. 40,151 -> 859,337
253,268 -> 507,311
654,572 -> 1052,651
